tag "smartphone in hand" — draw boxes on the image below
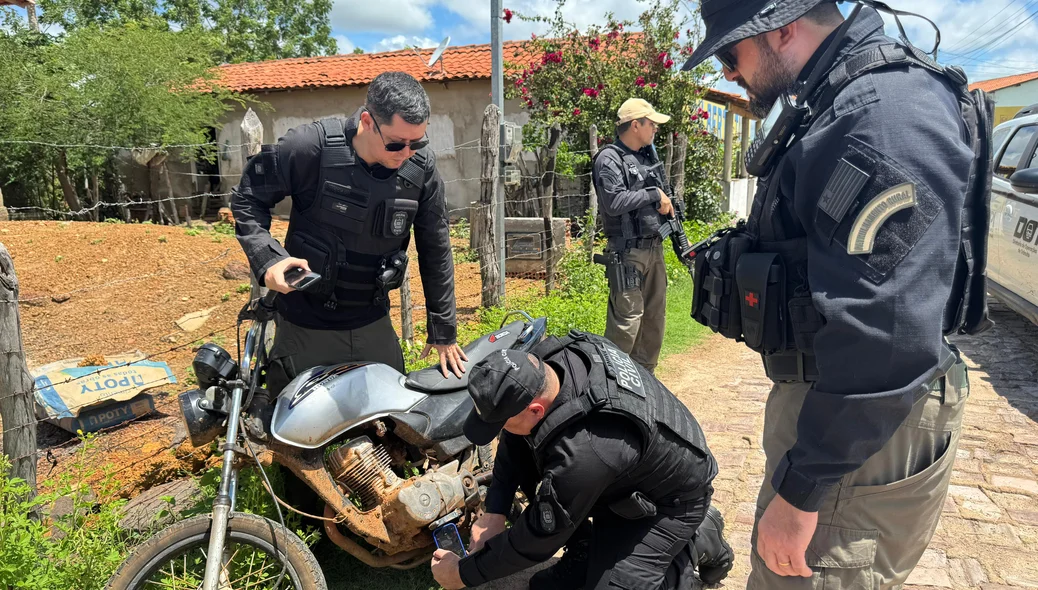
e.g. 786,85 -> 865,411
433,523 -> 467,558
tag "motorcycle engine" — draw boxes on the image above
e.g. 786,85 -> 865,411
327,436 -> 477,537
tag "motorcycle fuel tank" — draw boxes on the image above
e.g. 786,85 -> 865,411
271,363 -> 427,449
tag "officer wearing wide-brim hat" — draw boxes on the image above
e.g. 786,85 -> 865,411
683,0 -> 990,588
429,338 -> 735,589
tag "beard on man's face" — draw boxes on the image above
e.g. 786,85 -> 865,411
742,40 -> 799,119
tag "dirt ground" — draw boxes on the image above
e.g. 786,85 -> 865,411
0,219 -> 537,496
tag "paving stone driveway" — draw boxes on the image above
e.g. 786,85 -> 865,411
481,301 -> 1038,590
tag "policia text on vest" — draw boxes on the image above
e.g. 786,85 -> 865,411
231,76 -> 464,401
682,1 -> 993,588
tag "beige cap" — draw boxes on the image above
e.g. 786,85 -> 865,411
616,98 -> 671,125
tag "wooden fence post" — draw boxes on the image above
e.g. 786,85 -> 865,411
0,244 -> 37,497
587,125 -> 599,262
399,266 -> 414,346
672,133 -> 688,203
477,105 -> 502,309
541,124 -> 561,296
239,109 -> 264,208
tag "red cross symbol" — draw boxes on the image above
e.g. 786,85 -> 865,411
745,292 -> 759,307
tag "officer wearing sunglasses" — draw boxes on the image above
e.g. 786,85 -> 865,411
232,71 -> 467,439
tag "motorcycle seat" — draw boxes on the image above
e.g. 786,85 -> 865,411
404,320 -> 525,394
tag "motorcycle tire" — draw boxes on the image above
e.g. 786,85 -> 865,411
106,513 -> 327,590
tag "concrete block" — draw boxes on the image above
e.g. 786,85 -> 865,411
503,216 -> 569,277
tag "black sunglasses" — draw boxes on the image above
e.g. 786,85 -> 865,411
716,45 -> 737,72
368,112 -> 430,152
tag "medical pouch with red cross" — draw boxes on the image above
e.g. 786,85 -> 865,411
735,252 -> 787,354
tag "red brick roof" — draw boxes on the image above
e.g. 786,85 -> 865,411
213,37 -> 752,116
216,41 -> 531,93
970,71 -> 1038,93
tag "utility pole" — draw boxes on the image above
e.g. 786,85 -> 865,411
490,0 -> 506,302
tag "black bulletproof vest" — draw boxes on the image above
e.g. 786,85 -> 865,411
593,144 -> 665,242
527,331 -> 712,498
745,42 -> 995,353
284,116 -> 427,308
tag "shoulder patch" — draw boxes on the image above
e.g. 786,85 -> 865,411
847,182 -> 916,255
830,137 -> 944,284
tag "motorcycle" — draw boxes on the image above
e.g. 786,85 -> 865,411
107,272 -> 548,590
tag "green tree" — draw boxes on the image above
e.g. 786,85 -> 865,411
0,24 -> 247,215
504,0 -> 727,222
35,0 -> 337,62
352,46 -> 365,54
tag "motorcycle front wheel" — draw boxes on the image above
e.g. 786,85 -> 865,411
107,513 -> 327,590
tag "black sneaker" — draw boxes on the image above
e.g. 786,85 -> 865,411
694,506 -> 734,586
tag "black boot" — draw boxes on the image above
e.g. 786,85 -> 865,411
529,521 -> 592,589
243,387 -> 274,441
693,506 -> 734,586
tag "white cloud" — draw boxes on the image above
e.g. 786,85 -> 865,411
331,0 -> 435,34
334,34 -> 355,54
373,35 -> 440,53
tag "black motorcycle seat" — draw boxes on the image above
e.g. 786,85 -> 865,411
404,320 -> 525,394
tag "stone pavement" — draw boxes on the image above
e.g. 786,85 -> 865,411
482,301 -> 1038,589
659,301 -> 1038,590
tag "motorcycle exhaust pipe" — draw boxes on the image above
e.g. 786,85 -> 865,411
322,504 -> 433,568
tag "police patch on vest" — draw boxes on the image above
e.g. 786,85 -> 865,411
847,182 -> 916,255
391,211 -> 408,236
600,346 -> 646,398
538,501 -> 556,533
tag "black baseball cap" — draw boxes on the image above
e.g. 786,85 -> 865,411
463,349 -> 546,446
682,0 -> 832,71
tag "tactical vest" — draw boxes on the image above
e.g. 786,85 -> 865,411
284,117 -> 429,308
691,42 -> 994,374
593,144 -> 665,244
527,331 -> 713,499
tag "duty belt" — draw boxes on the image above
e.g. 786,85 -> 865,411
608,236 -> 662,251
762,351 -> 820,383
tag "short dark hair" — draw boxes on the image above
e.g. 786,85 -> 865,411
365,72 -> 431,125
616,117 -> 649,135
802,3 -> 843,26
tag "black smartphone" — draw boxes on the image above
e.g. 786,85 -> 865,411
284,267 -> 322,292
433,523 -> 467,558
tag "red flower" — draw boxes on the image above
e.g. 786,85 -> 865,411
665,59 -> 675,68
674,32 -> 680,39
589,37 -> 600,50
690,114 -> 699,121
597,83 -> 604,90
658,51 -> 668,62
618,23 -> 624,31
503,8 -> 513,23
583,87 -> 599,98
635,76 -> 646,87
573,108 -> 582,116
531,33 -> 537,40
521,86 -> 529,95
639,60 -> 647,67
701,130 -> 710,136
649,82 -> 658,88
607,31 -> 619,40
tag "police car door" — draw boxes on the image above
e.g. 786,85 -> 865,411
991,122 -> 1038,315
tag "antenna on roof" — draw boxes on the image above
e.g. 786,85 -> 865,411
427,36 -> 451,72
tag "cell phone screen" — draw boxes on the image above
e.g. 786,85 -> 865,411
433,524 -> 467,558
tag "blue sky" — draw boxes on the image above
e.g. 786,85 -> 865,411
333,0 -> 1038,98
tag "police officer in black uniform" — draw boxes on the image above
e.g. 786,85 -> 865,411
682,1 -> 993,587
429,339 -> 735,589
232,72 -> 468,433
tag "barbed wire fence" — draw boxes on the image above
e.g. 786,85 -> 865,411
0,105 -> 617,501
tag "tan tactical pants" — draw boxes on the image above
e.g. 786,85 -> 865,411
748,360 -> 969,590
604,242 -> 667,374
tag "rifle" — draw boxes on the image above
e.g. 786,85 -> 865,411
647,146 -> 696,275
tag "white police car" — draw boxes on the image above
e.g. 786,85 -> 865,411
988,103 -> 1038,326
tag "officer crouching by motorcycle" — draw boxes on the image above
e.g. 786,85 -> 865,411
591,98 -> 677,375
682,0 -> 993,587
430,335 -> 735,589
232,71 -> 468,437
